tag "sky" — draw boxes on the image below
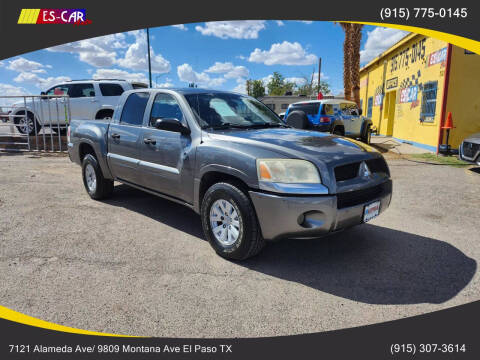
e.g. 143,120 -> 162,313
0,21 -> 408,105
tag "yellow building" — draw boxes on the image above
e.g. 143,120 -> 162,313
360,33 -> 480,152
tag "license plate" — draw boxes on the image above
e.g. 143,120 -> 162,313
363,201 -> 380,222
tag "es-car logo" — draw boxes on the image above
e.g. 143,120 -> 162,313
17,9 -> 91,25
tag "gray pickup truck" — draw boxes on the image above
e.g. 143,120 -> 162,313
68,88 -> 392,260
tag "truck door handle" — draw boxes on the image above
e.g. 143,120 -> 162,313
144,138 -> 156,145
111,133 -> 120,139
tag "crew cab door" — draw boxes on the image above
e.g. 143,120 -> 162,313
106,92 -> 150,183
67,83 -> 98,120
339,103 -> 355,135
349,107 -> 363,136
137,92 -> 193,202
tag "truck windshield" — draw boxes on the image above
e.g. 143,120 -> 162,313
184,93 -> 284,129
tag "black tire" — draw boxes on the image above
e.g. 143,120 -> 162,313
285,110 -> 309,129
81,154 -> 114,200
201,182 -> 265,260
361,124 -> 372,144
15,112 -> 41,136
332,126 -> 344,136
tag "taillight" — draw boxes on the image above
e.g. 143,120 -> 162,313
67,126 -> 71,142
319,116 -> 330,123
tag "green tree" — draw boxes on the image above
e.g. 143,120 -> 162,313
246,79 -> 265,98
266,72 -> 295,96
296,74 -> 331,96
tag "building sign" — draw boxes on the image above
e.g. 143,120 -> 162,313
390,38 -> 426,73
386,77 -> 398,90
428,47 -> 448,66
374,94 -> 383,106
399,85 -> 418,103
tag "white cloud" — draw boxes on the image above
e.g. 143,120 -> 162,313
157,81 -> 175,88
47,32 -> 171,74
205,62 -> 249,79
7,57 -> 49,72
248,41 -> 317,66
0,83 -> 29,107
285,77 -> 307,86
0,61 -> 4,67
47,34 -> 127,67
205,62 -> 235,74
195,21 -> 266,39
360,27 -> 409,64
276,20 -> 285,26
13,72 -> 71,89
300,21 -> 313,24
116,31 -> 171,74
232,79 -> 247,94
92,69 -> 148,83
172,24 -> 187,31
177,63 -> 226,88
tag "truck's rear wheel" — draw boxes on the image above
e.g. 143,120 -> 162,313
15,112 -> 41,136
201,182 -> 265,260
362,124 -> 372,144
82,154 -> 113,200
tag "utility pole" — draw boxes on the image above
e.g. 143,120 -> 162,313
146,28 -> 152,88
318,57 -> 322,90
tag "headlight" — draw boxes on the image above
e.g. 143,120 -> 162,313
257,159 -> 321,183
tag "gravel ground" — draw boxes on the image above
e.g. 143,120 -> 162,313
0,152 -> 479,338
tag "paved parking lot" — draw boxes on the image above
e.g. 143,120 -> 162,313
0,152 -> 479,337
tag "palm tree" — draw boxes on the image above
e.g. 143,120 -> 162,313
339,23 -> 353,101
350,24 -> 364,108
338,22 -> 364,106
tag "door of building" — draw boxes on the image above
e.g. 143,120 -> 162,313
385,91 -> 396,136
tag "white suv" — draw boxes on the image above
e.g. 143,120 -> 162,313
10,79 -> 147,135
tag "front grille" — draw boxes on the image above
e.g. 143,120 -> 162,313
337,181 -> 391,209
463,142 -> 479,158
334,157 -> 389,182
334,162 -> 360,181
366,157 -> 389,175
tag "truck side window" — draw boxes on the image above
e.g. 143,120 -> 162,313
99,83 -> 124,96
149,93 -> 184,127
120,92 -> 150,126
69,83 -> 95,98
321,104 -> 334,115
46,85 -> 70,96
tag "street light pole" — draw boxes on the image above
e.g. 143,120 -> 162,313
146,28 -> 152,88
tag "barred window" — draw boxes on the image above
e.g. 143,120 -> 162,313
420,81 -> 438,123
367,97 -> 373,118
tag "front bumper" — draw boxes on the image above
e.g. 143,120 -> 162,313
459,142 -> 480,165
249,180 -> 392,240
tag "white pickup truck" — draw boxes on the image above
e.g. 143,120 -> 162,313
9,79 -> 147,135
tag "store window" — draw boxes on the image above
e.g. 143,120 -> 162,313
367,97 -> 373,118
420,81 -> 438,123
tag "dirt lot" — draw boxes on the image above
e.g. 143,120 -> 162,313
0,152 -> 479,337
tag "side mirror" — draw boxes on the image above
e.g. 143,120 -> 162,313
358,108 -> 363,115
153,118 -> 190,135
40,91 -> 48,100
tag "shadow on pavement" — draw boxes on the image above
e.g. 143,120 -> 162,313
106,184 -> 477,305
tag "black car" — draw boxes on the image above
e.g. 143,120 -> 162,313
459,133 -> 480,166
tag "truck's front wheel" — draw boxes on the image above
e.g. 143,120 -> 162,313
82,154 -> 114,200
201,182 -> 265,260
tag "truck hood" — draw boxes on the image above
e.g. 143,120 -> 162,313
206,128 -> 380,166
463,133 -> 480,144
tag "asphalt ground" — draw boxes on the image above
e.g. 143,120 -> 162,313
0,152 -> 479,337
